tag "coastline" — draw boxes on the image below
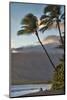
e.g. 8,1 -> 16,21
11,89 -> 65,98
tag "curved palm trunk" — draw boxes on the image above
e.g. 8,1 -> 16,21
56,18 -> 63,44
35,30 -> 56,71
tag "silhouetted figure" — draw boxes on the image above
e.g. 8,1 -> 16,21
40,88 -> 43,91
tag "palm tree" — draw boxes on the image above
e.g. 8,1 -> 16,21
40,5 -> 64,44
17,13 -> 56,70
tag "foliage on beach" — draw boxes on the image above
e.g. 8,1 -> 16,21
52,57 -> 64,90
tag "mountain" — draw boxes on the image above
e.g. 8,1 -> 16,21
11,35 -> 63,54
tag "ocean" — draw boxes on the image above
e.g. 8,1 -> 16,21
10,84 -> 52,97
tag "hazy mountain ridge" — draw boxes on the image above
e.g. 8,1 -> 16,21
11,35 -> 63,54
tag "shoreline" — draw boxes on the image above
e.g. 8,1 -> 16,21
11,80 -> 52,85
10,89 -> 65,98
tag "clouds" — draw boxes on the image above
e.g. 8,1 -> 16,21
11,3 -> 64,48
11,40 -> 16,48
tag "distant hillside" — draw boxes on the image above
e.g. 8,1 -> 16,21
11,35 -> 63,53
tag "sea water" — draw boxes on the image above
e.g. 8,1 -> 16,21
10,84 -> 52,97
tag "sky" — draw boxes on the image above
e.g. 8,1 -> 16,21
10,2 -> 64,48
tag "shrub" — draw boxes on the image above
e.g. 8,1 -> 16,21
52,59 -> 64,90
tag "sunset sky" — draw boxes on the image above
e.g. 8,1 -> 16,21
10,2 -> 64,48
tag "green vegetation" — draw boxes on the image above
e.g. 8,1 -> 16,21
52,31 -> 64,90
52,58 -> 64,90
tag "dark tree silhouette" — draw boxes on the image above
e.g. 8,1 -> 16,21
40,5 -> 64,44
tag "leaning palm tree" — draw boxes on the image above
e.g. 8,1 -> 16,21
17,13 -> 56,70
40,5 -> 64,44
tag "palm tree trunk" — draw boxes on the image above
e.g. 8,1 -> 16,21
35,30 -> 56,71
56,18 -> 63,44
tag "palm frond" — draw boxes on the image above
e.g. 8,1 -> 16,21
17,13 -> 38,35
39,26 -> 48,33
40,15 -> 49,20
40,19 -> 49,25
44,5 -> 61,18
21,13 -> 38,26
17,29 -> 32,35
61,13 -> 65,20
17,30 -> 26,35
39,19 -> 53,33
